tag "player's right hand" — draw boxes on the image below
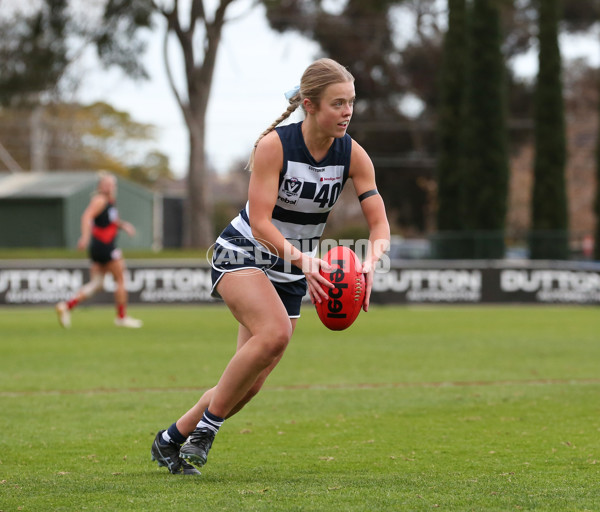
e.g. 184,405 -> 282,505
303,257 -> 335,305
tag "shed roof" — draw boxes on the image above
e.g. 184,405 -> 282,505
0,171 -> 143,199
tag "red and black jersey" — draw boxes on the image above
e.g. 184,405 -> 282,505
92,201 -> 119,244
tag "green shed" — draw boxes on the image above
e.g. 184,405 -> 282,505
0,171 -> 155,248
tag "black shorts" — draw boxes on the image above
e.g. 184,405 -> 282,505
210,225 -> 307,318
89,238 -> 122,264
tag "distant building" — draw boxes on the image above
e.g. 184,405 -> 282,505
0,171 -> 156,249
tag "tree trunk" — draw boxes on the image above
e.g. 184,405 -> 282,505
185,112 -> 213,248
163,0 -> 235,248
30,105 -> 48,172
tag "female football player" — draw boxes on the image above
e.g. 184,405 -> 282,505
55,172 -> 142,329
151,58 -> 390,475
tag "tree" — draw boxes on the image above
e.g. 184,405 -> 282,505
94,0 -> 154,80
558,0 -> 600,259
0,101 -> 173,184
262,0 -> 442,233
462,0 -> 509,258
562,0 -> 600,31
0,0 -> 154,173
529,0 -> 568,259
0,0 -> 70,172
1,0 -> 237,247
103,0 -> 242,247
433,0 -> 467,258
141,0 -> 239,247
596,78 -> 600,260
0,0 -> 69,106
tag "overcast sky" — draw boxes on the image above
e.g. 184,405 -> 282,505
77,2 -> 600,179
78,2 -> 319,178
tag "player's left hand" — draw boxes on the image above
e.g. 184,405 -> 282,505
360,260 -> 375,312
120,221 -> 136,237
77,236 -> 89,251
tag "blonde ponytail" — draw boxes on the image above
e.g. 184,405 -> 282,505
246,93 -> 302,171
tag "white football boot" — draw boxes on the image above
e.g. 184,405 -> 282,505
55,302 -> 71,329
114,316 -> 143,328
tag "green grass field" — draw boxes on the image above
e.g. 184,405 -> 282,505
1,304 -> 599,511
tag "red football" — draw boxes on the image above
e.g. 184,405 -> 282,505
315,246 -> 366,331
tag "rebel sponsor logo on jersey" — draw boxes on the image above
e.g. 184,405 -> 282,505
278,195 -> 299,205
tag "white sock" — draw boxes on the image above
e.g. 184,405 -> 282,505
196,409 -> 224,434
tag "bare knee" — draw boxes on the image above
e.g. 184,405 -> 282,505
113,274 -> 125,289
79,274 -> 104,299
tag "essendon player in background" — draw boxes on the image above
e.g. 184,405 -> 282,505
56,172 -> 142,329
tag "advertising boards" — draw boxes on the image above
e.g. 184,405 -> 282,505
2,259 -> 600,306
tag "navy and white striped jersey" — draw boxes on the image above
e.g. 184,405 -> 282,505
216,121 -> 352,283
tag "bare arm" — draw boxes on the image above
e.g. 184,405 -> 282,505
248,132 -> 334,303
119,220 -> 136,237
77,195 -> 107,250
349,140 -> 391,312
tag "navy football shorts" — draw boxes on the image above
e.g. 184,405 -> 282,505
210,226 -> 307,319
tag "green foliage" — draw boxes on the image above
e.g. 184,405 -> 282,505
462,0 -> 509,258
0,101 -> 173,183
595,80 -> 600,261
0,0 -> 69,105
0,1 -> 167,183
562,0 -> 600,32
435,0 -> 468,255
262,0 -> 440,233
0,0 -> 153,106
129,151 -> 173,186
96,0 -> 154,80
1,305 -> 600,510
324,223 -> 370,244
530,0 -> 568,259
430,230 -> 505,259
435,0 -> 510,258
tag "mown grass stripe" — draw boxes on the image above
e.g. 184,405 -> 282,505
2,377 -> 600,397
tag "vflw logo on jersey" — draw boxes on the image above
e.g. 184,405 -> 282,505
283,177 -> 302,196
279,177 -> 303,205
